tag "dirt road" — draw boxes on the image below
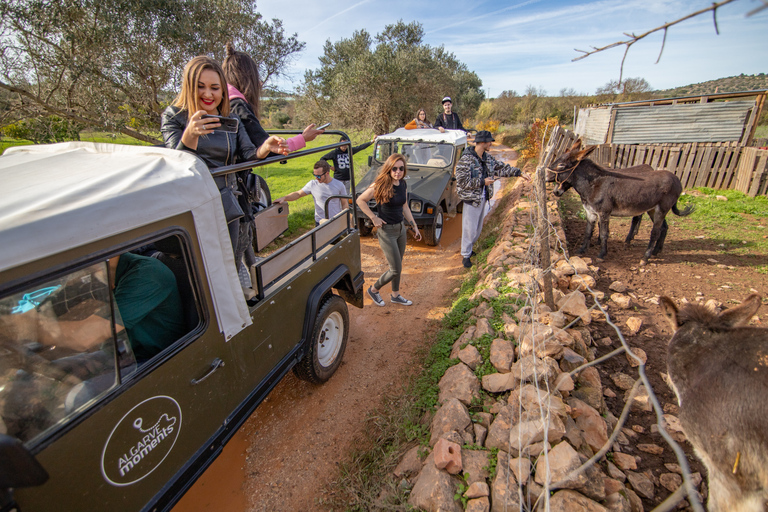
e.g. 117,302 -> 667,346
174,146 -> 518,512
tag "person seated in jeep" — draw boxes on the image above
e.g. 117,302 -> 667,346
434,96 -> 466,133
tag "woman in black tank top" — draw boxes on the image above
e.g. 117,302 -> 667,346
356,154 -> 422,306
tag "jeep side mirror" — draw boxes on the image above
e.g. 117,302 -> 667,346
0,434 -> 49,489
368,156 -> 372,166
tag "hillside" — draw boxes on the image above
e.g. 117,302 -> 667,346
656,73 -> 768,97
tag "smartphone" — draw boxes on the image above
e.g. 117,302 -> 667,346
201,114 -> 239,133
317,122 -> 331,130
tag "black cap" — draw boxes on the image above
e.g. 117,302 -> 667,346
474,130 -> 495,143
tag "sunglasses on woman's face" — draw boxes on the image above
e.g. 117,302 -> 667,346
391,165 -> 405,172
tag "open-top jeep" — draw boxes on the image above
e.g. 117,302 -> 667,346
356,128 -> 467,245
0,137 -> 363,511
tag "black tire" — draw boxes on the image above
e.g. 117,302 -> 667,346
358,221 -> 372,236
422,205 -> 444,246
293,294 -> 349,384
252,174 -> 271,212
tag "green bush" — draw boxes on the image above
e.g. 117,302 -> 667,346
3,116 -> 82,144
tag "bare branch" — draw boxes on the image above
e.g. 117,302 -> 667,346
572,0 -> 739,63
655,27 -> 668,64
746,0 -> 768,16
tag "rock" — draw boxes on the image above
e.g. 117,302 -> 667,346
557,290 -> 591,325
558,256 -> 590,275
626,488 -> 643,512
508,412 -> 566,453
458,344 -> 483,370
465,497 -> 490,512
491,456 -> 520,511
490,338 -> 515,373
479,288 -> 499,301
604,388 -> 616,398
609,281 -> 628,293
573,366 -> 603,411
439,363 -> 481,406
570,274 -> 596,291
547,311 -> 567,328
393,445 -> 424,479
625,347 -> 647,367
464,481 -> 490,499
611,372 -> 636,391
408,452 -> 462,512
548,489 -> 608,511
625,384 -> 653,412
485,405 -> 517,452
534,441 -> 583,487
475,318 -> 495,338
663,414 -> 687,443
503,320 -> 519,340
509,384 -> 569,418
462,449 -> 490,485
597,336 -> 613,347
605,490 -> 632,512
607,460 -> 626,481
474,412 -> 493,429
612,452 -> 637,471
555,372 -> 575,392
433,438 -> 463,474
512,355 -> 560,386
481,372 -> 518,393
626,470 -> 655,499
508,457 -> 531,486
473,423 -> 488,447
569,398 -> 608,453
660,472 -> 682,492
611,293 -> 632,309
638,444 -> 664,455
451,325 -> 476,358
625,317 -> 642,335
430,398 -> 472,446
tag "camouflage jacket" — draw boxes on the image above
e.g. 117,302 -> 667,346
455,146 -> 521,207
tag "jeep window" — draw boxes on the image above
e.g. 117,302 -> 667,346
0,234 -> 198,445
374,141 -> 394,163
388,143 -> 454,167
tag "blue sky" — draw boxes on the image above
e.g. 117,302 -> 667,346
256,0 -> 767,98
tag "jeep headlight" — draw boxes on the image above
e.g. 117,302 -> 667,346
409,200 -> 422,213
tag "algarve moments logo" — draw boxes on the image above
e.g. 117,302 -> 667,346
101,396 -> 182,486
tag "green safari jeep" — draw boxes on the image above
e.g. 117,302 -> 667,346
356,128 -> 467,246
0,139 -> 363,511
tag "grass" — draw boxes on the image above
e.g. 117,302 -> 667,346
324,179 -> 526,510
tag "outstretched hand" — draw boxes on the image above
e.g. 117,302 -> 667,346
520,171 -> 532,182
260,135 -> 288,157
302,123 -> 325,142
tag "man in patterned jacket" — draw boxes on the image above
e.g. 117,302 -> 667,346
455,130 -> 529,268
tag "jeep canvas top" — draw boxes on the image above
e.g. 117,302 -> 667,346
0,139 -> 363,512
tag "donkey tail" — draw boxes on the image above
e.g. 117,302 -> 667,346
672,203 -> 695,216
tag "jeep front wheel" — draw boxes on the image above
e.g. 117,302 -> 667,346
422,205 -> 443,246
294,294 -> 349,383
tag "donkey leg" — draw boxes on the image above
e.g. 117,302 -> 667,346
652,218 -> 669,255
597,215 -> 610,260
643,210 -> 665,264
625,215 -> 642,245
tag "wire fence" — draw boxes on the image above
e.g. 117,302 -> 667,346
495,126 -> 704,511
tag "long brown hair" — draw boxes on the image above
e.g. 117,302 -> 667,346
415,108 -> 430,125
374,154 -> 407,204
222,42 -> 261,115
173,56 -> 230,116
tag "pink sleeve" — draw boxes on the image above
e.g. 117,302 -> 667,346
286,135 -> 306,153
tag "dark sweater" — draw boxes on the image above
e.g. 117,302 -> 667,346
434,112 -> 466,132
321,141 -> 373,181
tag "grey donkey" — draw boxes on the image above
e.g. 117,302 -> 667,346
661,294 -> 768,511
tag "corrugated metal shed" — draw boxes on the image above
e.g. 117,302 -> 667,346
611,101 -> 754,143
574,107 -> 612,145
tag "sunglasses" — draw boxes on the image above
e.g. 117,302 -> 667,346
312,170 -> 328,179
391,165 -> 405,172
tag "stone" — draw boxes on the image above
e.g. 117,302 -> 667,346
479,288 -> 499,301
625,347 -> 647,367
462,449 -> 490,485
611,372 -> 635,391
451,325 -> 476,358
458,344 -> 483,371
474,412 -> 493,429
534,441 -> 583,487
503,321 -> 519,340
605,490 -> 632,512
408,452 -> 462,512
509,384 -> 568,418
465,497 -> 490,512
438,363 -> 481,406
548,489 -> 608,512
610,293 -> 631,309
558,256 -> 590,275
558,290 -> 591,325
464,481 -> 490,499
473,423 -> 487,448
570,274 -> 596,291
555,372 -> 575,392
638,444 -> 664,455
433,438 -> 463,474
568,398 -> 608,453
625,317 -> 643,335
485,406 -> 517,452
612,452 -> 637,471
508,457 -> 531,486
475,318 -> 495,338
625,384 -> 653,412
508,413 -> 566,452
607,460 -> 626,481
512,355 -> 560,386
430,398 -> 472,447
491,456 -> 520,512
489,338 -> 515,373
573,366 -> 603,411
609,281 -> 628,293
660,472 -> 682,492
393,445 -> 424,479
560,347 -> 587,372
626,470 -> 655,499
604,388 -> 616,398
626,488 -> 643,512
481,372 -> 518,393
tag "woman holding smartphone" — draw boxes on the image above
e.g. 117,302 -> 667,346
356,154 -> 421,307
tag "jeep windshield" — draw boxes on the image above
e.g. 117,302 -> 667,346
373,141 -> 454,168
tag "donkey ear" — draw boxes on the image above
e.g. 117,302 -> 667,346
574,145 -> 596,161
718,294 -> 762,328
582,145 -> 597,157
569,140 -> 582,152
660,297 -> 680,331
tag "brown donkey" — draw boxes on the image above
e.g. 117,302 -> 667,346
661,294 -> 768,511
547,141 -> 693,264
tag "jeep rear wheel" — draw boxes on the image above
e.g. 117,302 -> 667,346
294,294 -> 349,383
252,174 -> 271,211
422,205 -> 443,246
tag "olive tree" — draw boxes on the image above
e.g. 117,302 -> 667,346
296,21 -> 483,134
0,0 -> 304,143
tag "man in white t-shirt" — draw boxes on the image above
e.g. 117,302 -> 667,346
274,160 -> 348,225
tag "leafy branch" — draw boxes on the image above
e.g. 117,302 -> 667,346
572,0 -> 760,84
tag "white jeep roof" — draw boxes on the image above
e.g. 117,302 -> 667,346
0,142 -> 250,339
376,128 -> 467,145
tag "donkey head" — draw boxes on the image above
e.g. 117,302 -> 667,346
660,294 -> 762,333
546,141 -> 597,197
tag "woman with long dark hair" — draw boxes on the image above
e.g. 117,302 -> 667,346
356,154 -> 421,306
405,108 -> 433,129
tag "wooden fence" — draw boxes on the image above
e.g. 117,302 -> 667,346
589,142 -> 768,197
